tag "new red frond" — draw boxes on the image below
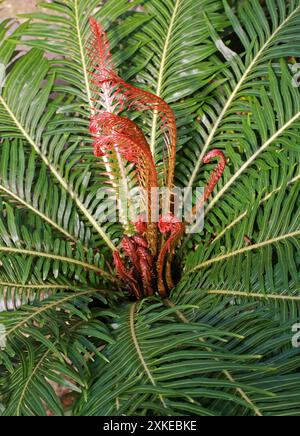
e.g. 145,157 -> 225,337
88,18 -> 177,189
87,18 -> 226,301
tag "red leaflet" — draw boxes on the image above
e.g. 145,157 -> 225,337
134,215 -> 148,235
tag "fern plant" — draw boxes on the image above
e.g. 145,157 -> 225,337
0,0 -> 300,416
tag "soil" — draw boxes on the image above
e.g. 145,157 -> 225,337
0,0 -> 40,19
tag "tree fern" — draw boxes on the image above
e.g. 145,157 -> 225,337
0,0 -> 299,417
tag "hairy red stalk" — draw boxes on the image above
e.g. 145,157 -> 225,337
136,245 -> 155,296
157,214 -> 185,297
156,150 -> 226,296
191,150 -> 226,217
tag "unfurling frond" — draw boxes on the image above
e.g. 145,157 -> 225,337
87,18 -> 226,299
88,18 -> 177,190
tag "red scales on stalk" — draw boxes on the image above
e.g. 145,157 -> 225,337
87,18 -> 226,299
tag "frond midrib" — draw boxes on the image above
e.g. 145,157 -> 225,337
129,303 -> 166,408
206,290 -> 300,302
5,288 -> 100,338
0,246 -> 110,277
149,0 -> 182,156
187,229 -> 300,274
0,183 -> 79,247
0,281 -> 67,289
74,0 -> 93,108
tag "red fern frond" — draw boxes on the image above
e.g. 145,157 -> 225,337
88,18 -> 121,113
88,18 -> 177,191
91,113 -> 158,254
111,77 -> 177,190
88,18 -> 227,300
121,236 -> 142,274
89,18 -> 113,73
113,252 -> 142,299
120,236 -> 155,297
202,150 -> 226,202
191,150 -> 226,217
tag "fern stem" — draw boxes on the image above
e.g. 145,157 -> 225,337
0,184 -> 80,248
187,229 -> 300,274
0,246 -> 112,277
150,0 -> 181,156
207,290 -> 300,302
129,303 -> 166,408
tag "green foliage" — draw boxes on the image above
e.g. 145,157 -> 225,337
0,0 -> 299,416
